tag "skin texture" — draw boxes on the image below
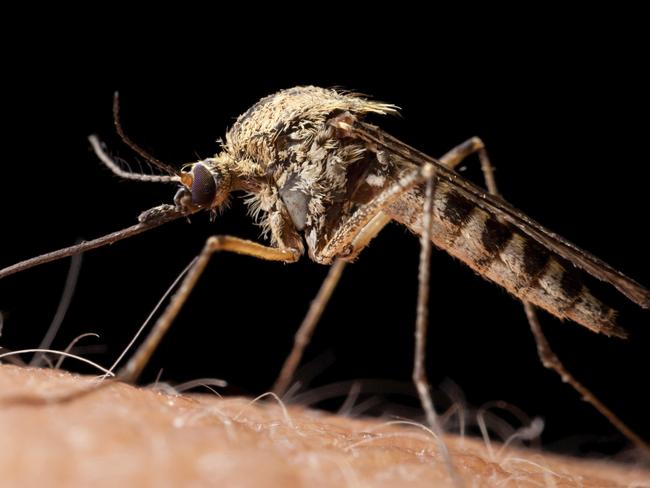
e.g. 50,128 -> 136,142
0,365 -> 647,487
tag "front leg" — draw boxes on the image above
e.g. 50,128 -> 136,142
119,235 -> 301,383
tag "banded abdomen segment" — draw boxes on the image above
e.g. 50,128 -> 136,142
387,180 -> 625,338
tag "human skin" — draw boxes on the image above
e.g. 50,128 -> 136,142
0,365 -> 647,487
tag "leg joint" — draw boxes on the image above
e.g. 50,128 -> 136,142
469,136 -> 485,150
206,235 -> 225,250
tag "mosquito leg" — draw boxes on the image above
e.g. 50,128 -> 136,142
272,259 -> 346,396
523,304 -> 650,453
271,143 -> 488,399
415,169 -> 467,487
273,164 -> 439,397
272,165 -> 437,397
272,211 -> 394,396
271,139 -> 492,397
444,137 -> 650,453
313,157 -> 456,430
118,236 -> 300,383
307,164 -> 464,484
413,170 -> 440,429
410,139 -> 498,437
289,159 -> 461,417
438,136 -> 498,194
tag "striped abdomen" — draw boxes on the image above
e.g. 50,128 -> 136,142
387,180 -> 625,338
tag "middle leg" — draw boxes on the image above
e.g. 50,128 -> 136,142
272,139 -> 490,397
272,161 -> 438,397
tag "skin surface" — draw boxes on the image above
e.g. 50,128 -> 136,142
0,365 -> 647,487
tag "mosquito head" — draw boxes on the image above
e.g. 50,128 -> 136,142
175,158 -> 232,211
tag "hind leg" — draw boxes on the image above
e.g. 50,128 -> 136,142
438,136 -> 649,454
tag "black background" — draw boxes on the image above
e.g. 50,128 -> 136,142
1,11 -> 648,456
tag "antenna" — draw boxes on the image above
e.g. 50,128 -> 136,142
113,92 -> 181,178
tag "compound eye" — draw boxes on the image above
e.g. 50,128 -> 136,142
191,163 -> 217,207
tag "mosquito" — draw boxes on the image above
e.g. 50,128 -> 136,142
1,86 -> 648,455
